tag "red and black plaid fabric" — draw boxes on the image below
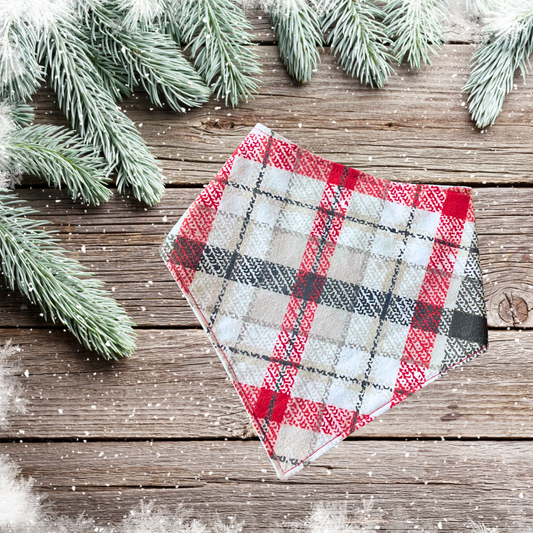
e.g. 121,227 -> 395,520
160,124 -> 488,480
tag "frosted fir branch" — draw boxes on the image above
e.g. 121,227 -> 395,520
115,0 -> 166,30
0,101 -> 22,190
268,0 -> 323,83
463,0 -> 533,128
9,102 -> 34,128
38,16 -> 166,206
0,191 -> 137,360
322,0 -> 395,88
0,0 -> 80,101
0,101 -> 111,205
87,2 -> 211,112
0,340 -> 26,429
178,0 -> 262,107
0,2 -> 43,101
384,0 -> 448,70
466,0 -> 502,16
6,125 -> 112,205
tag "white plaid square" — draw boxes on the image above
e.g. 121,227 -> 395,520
161,123 -> 488,480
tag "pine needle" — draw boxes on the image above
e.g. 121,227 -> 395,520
38,18 -> 166,206
9,102 -> 34,128
115,0 -> 166,30
384,0 -> 448,70
178,0 -> 262,107
268,0 -> 322,83
5,125 -> 112,206
464,1 -> 533,129
87,2 -> 211,112
322,0 -> 394,88
0,7 -> 44,101
0,191 -> 136,360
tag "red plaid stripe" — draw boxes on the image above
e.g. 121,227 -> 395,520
161,124 -> 488,480
251,166 -> 356,452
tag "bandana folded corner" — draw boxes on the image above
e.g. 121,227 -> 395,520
160,122 -> 488,481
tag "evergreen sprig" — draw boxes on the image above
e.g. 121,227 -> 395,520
384,0 -> 447,70
87,2 -> 211,112
38,18 -> 166,206
177,0 -> 261,107
464,1 -> 533,129
0,191 -> 136,360
0,11 -> 43,101
5,125 -> 112,206
322,0 -> 394,88
10,102 -> 34,128
268,0 -> 322,83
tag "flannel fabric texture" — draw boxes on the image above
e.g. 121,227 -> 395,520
160,124 -> 488,480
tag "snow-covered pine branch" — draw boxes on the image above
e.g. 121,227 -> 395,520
267,0 -> 323,83
464,0 -> 533,128
385,0 -> 448,70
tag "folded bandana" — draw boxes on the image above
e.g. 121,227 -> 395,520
160,123 -> 488,480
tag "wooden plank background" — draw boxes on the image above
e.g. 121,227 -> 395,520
2,7 -> 533,530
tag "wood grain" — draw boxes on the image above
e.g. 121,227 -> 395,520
2,8 -> 531,528
2,187 -> 533,329
2,440 -> 532,529
244,4 -> 480,44
1,328 -> 532,440
28,45 -> 533,189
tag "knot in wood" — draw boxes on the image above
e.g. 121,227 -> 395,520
498,294 -> 528,325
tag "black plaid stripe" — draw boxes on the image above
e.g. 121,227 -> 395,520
292,271 -> 327,303
171,236 -> 205,270
179,238 -> 486,345
412,301 -> 442,333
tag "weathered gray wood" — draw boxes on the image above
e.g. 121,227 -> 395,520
2,187 -> 533,329
2,440 -> 532,529
1,329 -> 532,440
246,3 -> 480,44
0,7 -> 526,527
28,45 -> 533,189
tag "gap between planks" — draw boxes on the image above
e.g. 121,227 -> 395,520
1,187 -> 532,329
1,328 -> 532,441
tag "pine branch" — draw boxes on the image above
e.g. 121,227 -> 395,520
115,0 -> 166,30
38,18 -> 166,206
0,191 -> 136,360
384,0 -> 447,70
87,2 -> 211,112
5,125 -> 112,205
90,51 -> 133,102
268,0 -> 322,83
10,102 -> 34,128
0,10 -> 43,101
464,2 -> 533,129
178,0 -> 261,107
322,0 -> 394,88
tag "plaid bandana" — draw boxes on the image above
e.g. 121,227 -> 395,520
160,123 -> 488,480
